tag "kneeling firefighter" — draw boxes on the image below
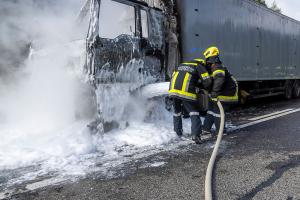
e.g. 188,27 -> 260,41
169,58 -> 212,144
202,46 -> 239,136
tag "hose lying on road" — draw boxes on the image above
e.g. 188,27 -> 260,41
205,100 -> 225,200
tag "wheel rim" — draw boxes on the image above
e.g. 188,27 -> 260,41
294,82 -> 300,97
285,84 -> 293,99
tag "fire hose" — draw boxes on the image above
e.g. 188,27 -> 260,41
138,83 -> 225,199
204,100 -> 225,200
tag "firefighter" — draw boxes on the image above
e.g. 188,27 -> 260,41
202,46 -> 239,137
169,58 -> 212,144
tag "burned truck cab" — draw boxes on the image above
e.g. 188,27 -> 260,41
86,0 -> 166,85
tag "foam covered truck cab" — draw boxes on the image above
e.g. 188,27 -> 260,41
86,0 -> 166,85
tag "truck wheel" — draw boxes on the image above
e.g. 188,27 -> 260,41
239,90 -> 249,104
284,81 -> 293,100
292,80 -> 300,98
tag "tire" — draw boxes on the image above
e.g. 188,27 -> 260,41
284,80 -> 293,100
292,80 -> 300,98
239,90 -> 249,105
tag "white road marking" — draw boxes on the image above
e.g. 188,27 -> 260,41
248,109 -> 294,121
230,108 -> 300,131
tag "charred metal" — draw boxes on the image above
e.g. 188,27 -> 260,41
85,0 -> 177,85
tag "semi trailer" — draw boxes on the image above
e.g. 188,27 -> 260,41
176,0 -> 300,102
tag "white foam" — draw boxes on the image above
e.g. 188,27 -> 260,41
0,0 -> 192,191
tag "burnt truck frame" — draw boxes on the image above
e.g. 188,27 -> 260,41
85,0 -> 300,103
86,0 -> 168,85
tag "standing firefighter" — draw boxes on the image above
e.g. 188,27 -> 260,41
202,46 -> 239,136
169,59 -> 211,144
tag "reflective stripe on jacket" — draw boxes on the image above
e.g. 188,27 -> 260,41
169,60 -> 211,101
210,63 -> 238,102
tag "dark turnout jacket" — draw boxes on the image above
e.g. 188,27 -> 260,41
209,63 -> 238,102
169,60 -> 211,101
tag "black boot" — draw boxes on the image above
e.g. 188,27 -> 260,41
176,130 -> 183,137
192,135 -> 203,144
211,132 -> 217,140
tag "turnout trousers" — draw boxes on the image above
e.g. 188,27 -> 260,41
203,99 -> 222,133
173,98 -> 202,137
203,99 -> 232,133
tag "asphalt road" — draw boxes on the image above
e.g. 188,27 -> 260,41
6,98 -> 300,200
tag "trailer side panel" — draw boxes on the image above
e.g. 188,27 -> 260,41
176,0 -> 300,81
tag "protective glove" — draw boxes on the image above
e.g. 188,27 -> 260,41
211,92 -> 218,98
210,92 -> 218,101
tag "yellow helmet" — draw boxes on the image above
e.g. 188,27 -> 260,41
203,46 -> 219,59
